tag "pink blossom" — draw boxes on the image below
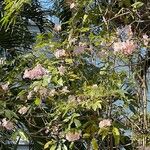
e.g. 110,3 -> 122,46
23,69 -> 31,79
27,91 -> 34,100
33,86 -> 40,92
45,127 -> 50,134
121,40 -> 136,55
92,84 -> 98,89
113,42 -> 123,52
73,46 -> 85,55
58,65 -> 66,75
54,49 -> 66,58
99,119 -> 112,128
1,118 -> 14,130
54,24 -> 61,32
1,83 -> 9,91
0,58 -> 6,65
143,34 -> 148,39
18,106 -> 28,115
70,3 -> 75,9
143,34 -> 149,46
66,131 -> 81,142
39,88 -> 48,97
68,38 -> 77,45
23,64 -> 47,79
113,40 -> 136,55
51,126 -> 59,135
49,89 -> 56,96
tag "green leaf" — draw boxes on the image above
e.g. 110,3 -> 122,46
74,119 -> 81,128
4,110 -> 19,119
131,2 -> 144,9
44,140 -> 56,149
42,75 -> 51,86
98,128 -> 109,140
83,133 -> 90,138
69,142 -> 74,149
57,78 -> 64,86
57,144 -> 61,150
18,130 -> 28,141
50,145 -> 57,150
34,97 -> 41,106
80,27 -> 90,32
44,141 -> 52,149
65,59 -> 73,64
112,127 -> 120,145
91,138 -> 98,150
62,144 -> 68,150
83,14 -> 88,23
91,101 -> 102,111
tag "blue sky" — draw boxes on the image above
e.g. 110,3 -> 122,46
40,0 -> 60,24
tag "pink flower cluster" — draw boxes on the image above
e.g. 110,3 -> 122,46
143,34 -> 149,46
99,119 -> 112,128
27,91 -> 34,100
18,106 -> 28,115
113,40 -> 136,55
66,131 -> 81,142
1,83 -> 9,91
49,89 -> 56,96
70,3 -> 75,9
39,87 -> 48,97
23,64 -> 47,79
54,49 -> 66,58
0,118 -> 14,130
58,65 -> 66,75
54,24 -> 61,32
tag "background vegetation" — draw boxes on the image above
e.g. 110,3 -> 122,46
0,0 -> 150,149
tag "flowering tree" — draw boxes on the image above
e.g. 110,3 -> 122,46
0,0 -> 150,149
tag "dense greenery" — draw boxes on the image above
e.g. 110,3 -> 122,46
0,0 -> 150,149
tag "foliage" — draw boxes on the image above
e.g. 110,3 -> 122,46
0,0 -> 150,149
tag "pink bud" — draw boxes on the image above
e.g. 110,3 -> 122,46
1,83 -> 9,91
49,89 -> 56,96
27,91 -> 34,100
143,34 -> 149,46
54,24 -> 61,32
18,106 -> 28,115
1,118 -> 14,130
99,119 -> 112,128
66,131 -> 81,142
54,49 -> 66,59
70,3 -> 75,9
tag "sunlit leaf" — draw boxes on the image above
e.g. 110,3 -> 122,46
132,2 -> 144,9
112,127 -> 120,145
34,97 -> 41,106
91,138 -> 98,150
